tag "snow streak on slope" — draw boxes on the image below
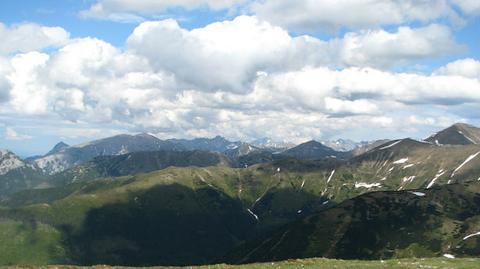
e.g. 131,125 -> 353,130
427,169 -> 445,189
379,140 -> 401,150
451,151 -> 480,178
327,170 -> 335,183
393,158 -> 409,164
355,182 -> 381,189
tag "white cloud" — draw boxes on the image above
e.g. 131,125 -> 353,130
251,0 -> 463,31
127,16 -> 461,92
81,0 -> 248,21
452,0 -> 480,15
127,16 -> 297,92
0,22 -> 70,55
434,58 -> 480,79
4,127 -> 32,141
0,57 -> 11,102
333,24 -> 463,68
0,16 -> 478,144
324,97 -> 379,116
6,52 -> 51,114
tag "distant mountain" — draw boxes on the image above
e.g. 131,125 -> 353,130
30,133 -> 184,174
50,150 -> 233,185
426,123 -> 480,145
0,150 -> 44,198
167,136 -> 270,161
321,139 -> 359,152
0,149 -> 26,176
281,140 -> 346,160
350,139 -> 390,156
320,139 -> 391,156
45,141 -> 69,156
229,180 -> 480,263
224,143 -> 265,159
250,137 -> 295,151
167,136 -> 240,152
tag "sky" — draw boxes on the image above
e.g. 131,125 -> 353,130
0,0 -> 479,157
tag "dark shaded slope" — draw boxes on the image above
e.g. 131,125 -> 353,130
228,181 -> 480,263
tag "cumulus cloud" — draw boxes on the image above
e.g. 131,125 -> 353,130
0,22 -> 70,55
4,127 -> 32,141
127,16 -> 461,92
332,24 -> 463,68
251,0 -> 464,31
0,16 -> 478,143
7,52 -> 51,114
252,66 -> 480,111
434,58 -> 480,78
127,16 -> 298,92
81,0 -> 479,30
452,0 -> 480,15
0,57 -> 11,102
81,0 -> 248,22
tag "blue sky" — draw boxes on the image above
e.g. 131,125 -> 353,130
0,0 -> 479,156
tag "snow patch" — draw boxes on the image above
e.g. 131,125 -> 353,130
427,170 -> 445,189
403,164 -> 415,169
463,232 -> 480,241
409,191 -> 426,197
327,169 -> 335,183
355,182 -> 381,189
379,140 -> 401,150
300,179 -> 305,189
402,176 -> 416,183
451,151 -> 480,178
247,209 -> 259,221
393,158 -> 409,164
458,131 -> 477,144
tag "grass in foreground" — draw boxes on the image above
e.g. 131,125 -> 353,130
3,258 -> 480,269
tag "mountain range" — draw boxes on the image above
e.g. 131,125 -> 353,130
0,123 -> 480,266
0,132 -> 386,197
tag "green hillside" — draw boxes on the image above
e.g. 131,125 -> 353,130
2,258 -> 480,269
229,180 -> 480,263
0,165 -> 326,266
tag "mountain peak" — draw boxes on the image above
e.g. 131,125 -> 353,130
0,149 -> 26,175
46,141 -> 70,156
452,122 -> 474,128
426,122 -> 480,145
250,137 -> 295,150
282,139 -> 344,160
135,132 -> 158,139
0,149 -> 12,156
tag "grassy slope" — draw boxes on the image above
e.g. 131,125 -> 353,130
0,220 -> 66,265
3,258 -> 480,269
228,180 -> 480,263
0,165 -> 329,266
